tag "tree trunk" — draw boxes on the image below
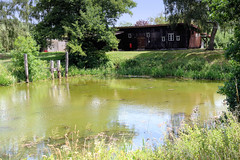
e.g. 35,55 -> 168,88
207,22 -> 218,50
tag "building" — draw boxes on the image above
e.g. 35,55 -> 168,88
116,24 -> 201,50
47,39 -> 67,52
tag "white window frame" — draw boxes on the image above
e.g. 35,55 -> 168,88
176,35 -> 180,41
128,33 -> 132,38
168,33 -> 174,41
162,36 -> 165,42
146,32 -> 150,38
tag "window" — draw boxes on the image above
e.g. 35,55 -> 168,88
168,33 -> 174,41
128,33 -> 132,38
176,35 -> 180,41
162,36 -> 165,42
146,32 -> 150,38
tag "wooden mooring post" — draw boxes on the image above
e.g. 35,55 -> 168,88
65,52 -> 69,78
50,60 -> 55,79
57,60 -> 61,79
24,54 -> 29,83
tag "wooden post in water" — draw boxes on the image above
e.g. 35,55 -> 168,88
24,54 -> 29,83
65,52 -> 69,78
50,60 -> 54,79
57,60 -> 61,79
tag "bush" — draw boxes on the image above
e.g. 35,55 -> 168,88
0,43 -> 5,53
0,64 -> 15,86
11,36 -> 50,82
220,27 -> 240,119
219,61 -> 240,119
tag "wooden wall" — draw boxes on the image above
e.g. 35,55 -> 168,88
117,24 -> 201,50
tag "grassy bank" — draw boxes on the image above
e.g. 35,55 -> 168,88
0,49 -> 230,86
108,49 -> 230,80
41,113 -> 240,160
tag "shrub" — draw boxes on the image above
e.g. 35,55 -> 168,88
11,36 -> 50,82
0,64 -> 15,86
219,60 -> 240,119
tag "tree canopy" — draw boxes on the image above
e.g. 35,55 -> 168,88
34,0 -> 136,47
33,0 -> 136,67
148,13 -> 168,25
212,0 -> 240,119
0,0 -> 35,52
163,0 -> 232,50
135,20 -> 149,26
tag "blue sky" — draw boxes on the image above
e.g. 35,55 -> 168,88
117,0 -> 165,26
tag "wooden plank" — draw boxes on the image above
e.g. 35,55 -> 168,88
24,54 -> 29,83
57,60 -> 61,79
65,52 -> 69,78
50,60 -> 54,79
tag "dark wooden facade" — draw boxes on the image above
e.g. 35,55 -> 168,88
116,24 -> 201,50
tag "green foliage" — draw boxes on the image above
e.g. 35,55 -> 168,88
0,64 -> 15,86
215,0 -> 240,118
225,28 -> 240,62
0,1 -> 32,52
118,21 -> 133,27
163,0 -> 208,26
0,43 -> 5,53
114,50 -> 229,80
158,113 -> 240,159
63,1 -> 118,68
34,0 -> 136,68
163,0 -> 235,50
215,29 -> 234,49
219,61 -> 240,118
148,13 -> 168,25
11,36 -> 49,82
219,28 -> 240,118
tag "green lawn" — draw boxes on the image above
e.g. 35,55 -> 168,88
107,49 -> 225,63
106,49 -> 228,80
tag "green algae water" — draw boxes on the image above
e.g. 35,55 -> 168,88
0,77 -> 226,158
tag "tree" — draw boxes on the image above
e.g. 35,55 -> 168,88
119,21 -> 133,27
0,0 -> 35,52
34,0 -> 136,67
148,13 -> 168,25
214,0 -> 240,119
135,20 -> 149,26
163,0 -> 227,50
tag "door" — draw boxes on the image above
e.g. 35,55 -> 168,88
137,36 -> 146,49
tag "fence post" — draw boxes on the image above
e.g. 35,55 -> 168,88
50,60 -> 54,79
65,51 -> 69,78
57,60 -> 61,79
24,54 -> 29,83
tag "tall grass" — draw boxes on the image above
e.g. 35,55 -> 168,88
42,113 -> 240,160
0,64 -> 15,86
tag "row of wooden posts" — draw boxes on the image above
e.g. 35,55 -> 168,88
24,52 -> 69,83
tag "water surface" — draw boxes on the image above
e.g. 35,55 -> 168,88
0,77 -> 226,157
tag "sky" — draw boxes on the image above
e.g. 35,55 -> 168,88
117,0 -> 165,26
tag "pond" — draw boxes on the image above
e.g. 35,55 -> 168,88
0,77 -> 226,158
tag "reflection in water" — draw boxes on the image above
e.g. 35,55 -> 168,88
0,78 -> 227,157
